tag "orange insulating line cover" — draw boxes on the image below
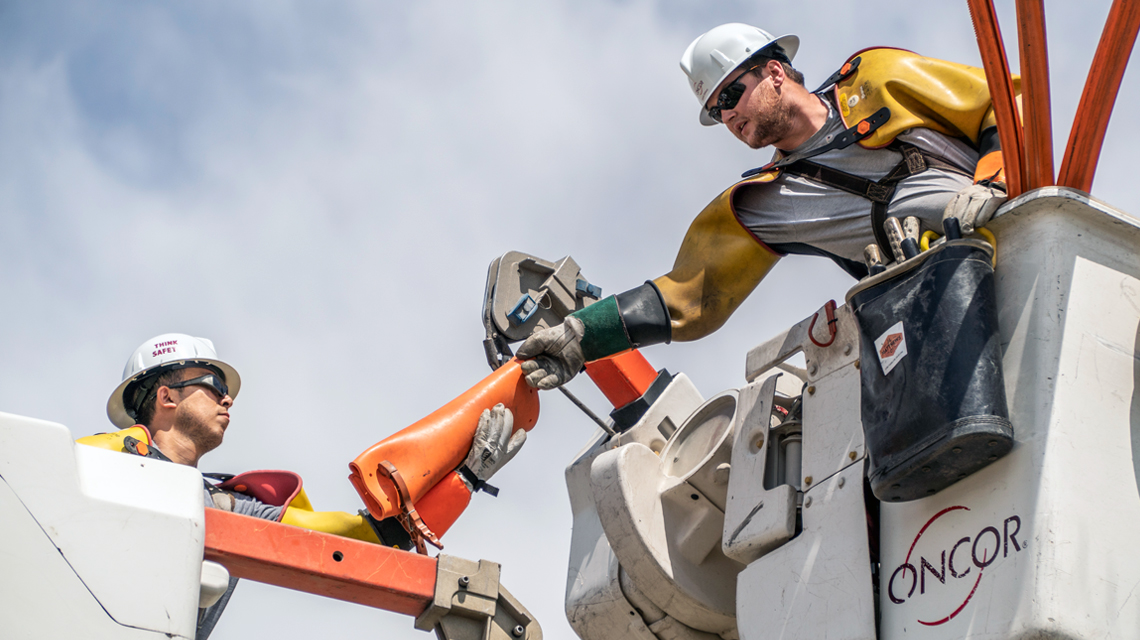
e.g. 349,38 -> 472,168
1058,0 -> 1140,193
204,508 -> 437,616
415,471 -> 473,539
348,359 -> 539,521
967,0 -> 1026,197
584,349 -> 658,409
1016,0 -> 1055,189
973,150 -> 1006,184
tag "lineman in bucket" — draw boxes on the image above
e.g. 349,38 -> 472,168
80,333 -> 525,640
518,23 -> 1011,386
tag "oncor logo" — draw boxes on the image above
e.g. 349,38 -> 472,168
887,506 -> 1024,626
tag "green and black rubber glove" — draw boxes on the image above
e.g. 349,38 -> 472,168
516,282 -> 671,390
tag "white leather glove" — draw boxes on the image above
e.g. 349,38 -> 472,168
459,404 -> 526,494
943,182 -> 1007,235
516,316 -> 587,390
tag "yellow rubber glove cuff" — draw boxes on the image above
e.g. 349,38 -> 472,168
653,178 -> 780,342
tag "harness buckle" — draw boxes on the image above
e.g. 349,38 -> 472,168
867,183 -> 894,203
904,147 -> 927,173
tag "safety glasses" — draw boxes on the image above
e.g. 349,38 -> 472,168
168,373 -> 230,400
708,66 -> 759,124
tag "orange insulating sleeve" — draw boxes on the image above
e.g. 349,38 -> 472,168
967,0 -> 1026,197
415,472 -> 472,538
973,151 -> 1005,185
1058,0 -> 1140,192
584,350 -> 658,409
1016,0 -> 1055,189
348,359 -> 539,521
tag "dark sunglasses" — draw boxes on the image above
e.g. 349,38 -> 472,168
168,373 -> 230,399
708,66 -> 760,124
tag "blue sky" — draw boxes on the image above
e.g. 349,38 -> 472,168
1,1 -> 1136,638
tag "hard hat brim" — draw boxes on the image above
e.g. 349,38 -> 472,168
699,34 -> 800,126
106,359 -> 242,430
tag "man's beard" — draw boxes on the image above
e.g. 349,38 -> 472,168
742,84 -> 796,150
178,411 -> 224,453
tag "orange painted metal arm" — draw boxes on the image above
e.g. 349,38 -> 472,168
1058,0 -> 1140,192
204,508 -> 437,617
1016,0 -> 1054,189
967,0 -> 1026,196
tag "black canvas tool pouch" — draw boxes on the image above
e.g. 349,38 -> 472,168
846,239 -> 1013,502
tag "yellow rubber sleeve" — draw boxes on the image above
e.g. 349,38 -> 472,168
286,487 -> 314,511
836,48 -> 1021,149
76,426 -> 152,452
280,506 -> 382,544
653,179 -> 780,342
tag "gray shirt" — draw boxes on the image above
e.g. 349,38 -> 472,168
734,94 -> 978,270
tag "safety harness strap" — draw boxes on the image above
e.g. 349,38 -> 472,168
780,142 -> 971,257
813,55 -> 862,93
205,485 -> 236,512
122,434 -> 173,462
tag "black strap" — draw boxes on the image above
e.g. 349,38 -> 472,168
813,55 -> 862,93
458,465 -> 499,497
869,202 -> 894,259
198,472 -> 239,510
122,435 -> 173,462
742,107 -> 892,179
781,159 -> 897,203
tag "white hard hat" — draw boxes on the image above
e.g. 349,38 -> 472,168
107,333 -> 241,429
680,23 -> 800,126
